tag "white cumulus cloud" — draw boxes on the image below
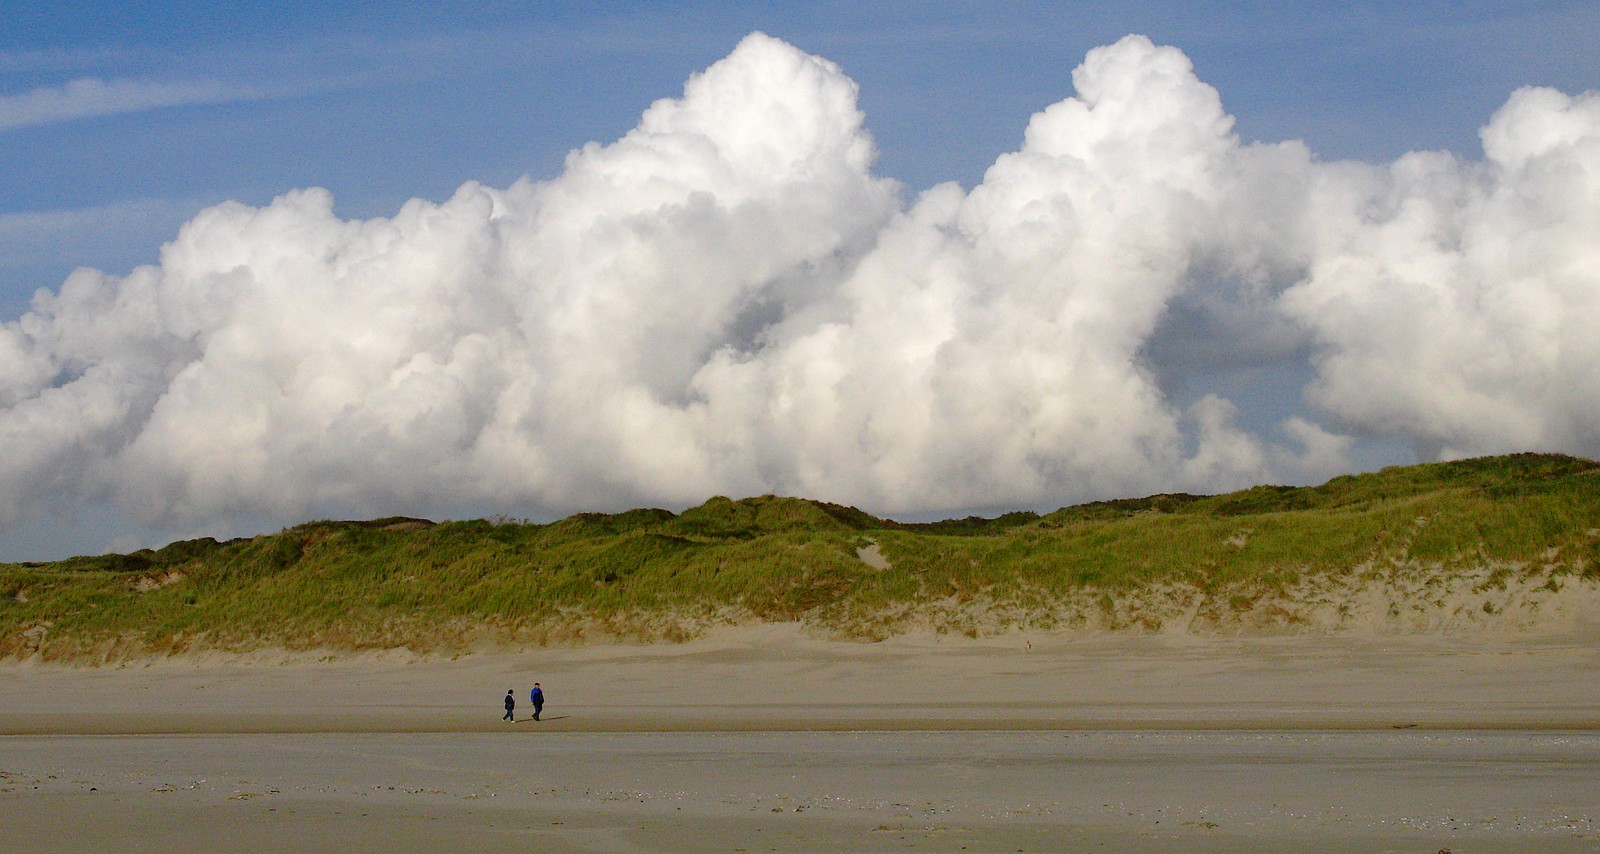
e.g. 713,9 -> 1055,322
2,32 -> 1597,546
1282,85 -> 1600,460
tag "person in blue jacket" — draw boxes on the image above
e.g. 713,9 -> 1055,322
530,683 -> 545,721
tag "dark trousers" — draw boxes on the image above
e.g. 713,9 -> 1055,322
533,699 -> 543,720
503,707 -> 514,720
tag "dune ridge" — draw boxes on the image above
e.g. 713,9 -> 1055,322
4,452 -> 1598,663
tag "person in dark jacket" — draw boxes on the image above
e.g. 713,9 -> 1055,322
530,683 -> 545,721
503,689 -> 515,721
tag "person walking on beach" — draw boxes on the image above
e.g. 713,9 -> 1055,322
530,683 -> 545,721
503,689 -> 515,721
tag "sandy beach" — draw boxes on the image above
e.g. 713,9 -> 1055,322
3,626 -> 1599,850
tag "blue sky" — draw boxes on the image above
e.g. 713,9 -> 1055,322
3,2 -> 1600,560
6,2 -> 1598,319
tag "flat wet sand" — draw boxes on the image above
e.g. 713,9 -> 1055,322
3,627 -> 1598,850
3,731 -> 1597,852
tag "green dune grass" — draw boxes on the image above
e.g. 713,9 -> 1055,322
3,453 -> 1598,659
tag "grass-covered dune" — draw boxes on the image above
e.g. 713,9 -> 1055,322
4,453 -> 1599,661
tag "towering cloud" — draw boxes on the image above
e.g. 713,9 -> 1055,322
1282,86 -> 1600,459
2,33 -> 1597,548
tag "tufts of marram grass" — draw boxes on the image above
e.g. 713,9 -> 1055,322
3,453 -> 1598,659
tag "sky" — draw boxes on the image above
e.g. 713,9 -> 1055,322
2,2 -> 1599,559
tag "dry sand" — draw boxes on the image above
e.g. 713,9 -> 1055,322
3,625 -> 1599,851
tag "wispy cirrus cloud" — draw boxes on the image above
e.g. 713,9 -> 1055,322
0,197 -> 209,265
0,16 -> 694,137
0,25 -> 588,136
0,76 -> 266,132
